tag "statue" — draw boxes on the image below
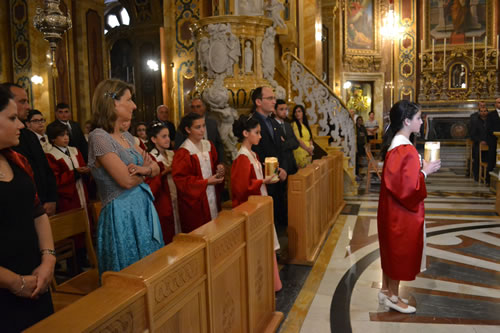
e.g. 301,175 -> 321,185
198,36 -> 210,71
262,27 -> 276,81
265,0 -> 286,29
200,23 -> 241,78
238,0 -> 264,16
244,41 -> 253,73
227,33 -> 241,76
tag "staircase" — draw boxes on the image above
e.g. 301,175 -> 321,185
434,144 -> 468,175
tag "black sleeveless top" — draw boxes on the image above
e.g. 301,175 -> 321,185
0,159 -> 53,332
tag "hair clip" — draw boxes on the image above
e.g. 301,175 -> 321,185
151,122 -> 163,128
104,92 -> 117,99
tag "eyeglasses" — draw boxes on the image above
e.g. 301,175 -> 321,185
30,119 -> 46,124
261,96 -> 276,101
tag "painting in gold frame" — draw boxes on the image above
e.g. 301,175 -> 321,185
344,0 -> 381,56
423,0 -> 497,50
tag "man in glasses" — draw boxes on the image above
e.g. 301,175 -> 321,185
26,109 -> 51,152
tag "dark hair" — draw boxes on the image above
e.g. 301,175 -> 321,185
251,87 -> 263,106
179,112 -> 203,135
356,116 -> 364,125
275,99 -> 287,110
146,121 -> 167,151
46,121 -> 69,143
380,100 -> 421,160
0,85 -> 14,112
133,121 -> 147,136
369,111 -> 374,116
27,109 -> 43,122
0,82 -> 23,93
291,105 -> 312,138
233,114 -> 260,142
56,102 -> 69,110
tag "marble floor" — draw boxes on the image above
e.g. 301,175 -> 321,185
278,168 -> 500,333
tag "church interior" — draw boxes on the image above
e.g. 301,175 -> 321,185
1,0 -> 500,332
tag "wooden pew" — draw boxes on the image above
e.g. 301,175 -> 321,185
26,196 -> 281,333
287,153 -> 345,265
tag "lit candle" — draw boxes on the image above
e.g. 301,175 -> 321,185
421,39 -> 423,71
485,35 -> 488,70
472,36 -> 475,70
443,38 -> 446,70
432,39 -> 435,71
496,34 -> 499,70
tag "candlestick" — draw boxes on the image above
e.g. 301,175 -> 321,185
496,34 -> 499,70
443,38 -> 446,70
432,39 -> 435,71
420,39 -> 423,71
472,36 -> 475,70
485,36 -> 488,70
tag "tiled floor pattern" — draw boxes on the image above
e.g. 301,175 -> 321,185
278,169 -> 500,333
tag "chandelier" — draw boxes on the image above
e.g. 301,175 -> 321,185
33,0 -> 72,70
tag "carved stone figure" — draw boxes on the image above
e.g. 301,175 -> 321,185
199,23 -> 240,78
244,41 -> 253,73
198,36 -> 210,71
238,0 -> 264,16
227,34 -> 241,76
262,27 -> 276,81
265,0 -> 286,29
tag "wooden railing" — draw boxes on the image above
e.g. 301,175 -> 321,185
26,196 -> 283,333
287,153 -> 345,265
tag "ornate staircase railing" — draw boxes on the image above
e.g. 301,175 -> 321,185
282,52 -> 356,168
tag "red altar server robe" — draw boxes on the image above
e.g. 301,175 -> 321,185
231,149 -> 265,208
172,139 -> 221,233
46,146 -> 88,214
145,153 -> 175,244
377,140 -> 427,281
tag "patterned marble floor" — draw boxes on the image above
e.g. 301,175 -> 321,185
279,168 -> 500,333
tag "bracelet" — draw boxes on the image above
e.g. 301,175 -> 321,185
40,248 -> 56,257
13,275 -> 25,295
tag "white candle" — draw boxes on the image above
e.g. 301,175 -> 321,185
472,36 -> 475,70
432,39 -> 435,71
496,34 -> 499,70
485,36 -> 488,70
443,38 -> 446,70
421,39 -> 423,71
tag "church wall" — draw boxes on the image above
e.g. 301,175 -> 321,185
0,1 -> 13,83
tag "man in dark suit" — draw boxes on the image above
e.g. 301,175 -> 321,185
485,98 -> 500,184
251,87 -> 288,227
174,98 -> 225,163
47,103 -> 88,162
273,99 -> 299,176
470,101 -> 488,181
156,104 -> 176,148
1,82 -> 57,215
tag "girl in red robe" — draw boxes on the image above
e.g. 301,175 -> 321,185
230,115 -> 282,291
172,112 -> 225,233
145,122 -> 178,244
45,122 -> 89,213
377,101 -> 441,313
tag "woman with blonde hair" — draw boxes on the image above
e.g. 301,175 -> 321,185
88,79 -> 164,275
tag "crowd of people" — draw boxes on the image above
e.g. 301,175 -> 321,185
0,80 -> 320,330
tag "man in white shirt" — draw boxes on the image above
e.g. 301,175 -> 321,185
26,109 -> 51,152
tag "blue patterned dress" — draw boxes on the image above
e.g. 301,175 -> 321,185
88,129 -> 164,275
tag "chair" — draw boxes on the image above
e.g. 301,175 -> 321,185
369,138 -> 383,157
479,143 -> 489,184
365,143 -> 383,192
50,208 -> 99,300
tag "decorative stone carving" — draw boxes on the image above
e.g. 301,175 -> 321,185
198,23 -> 241,78
238,0 -> 264,16
344,54 -> 382,72
244,41 -> 253,73
262,26 -> 286,99
204,76 -> 239,161
290,60 -> 356,167
264,0 -> 286,29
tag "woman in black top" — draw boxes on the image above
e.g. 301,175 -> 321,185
0,86 -> 56,332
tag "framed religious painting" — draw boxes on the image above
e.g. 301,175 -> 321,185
423,0 -> 497,50
344,0 -> 381,56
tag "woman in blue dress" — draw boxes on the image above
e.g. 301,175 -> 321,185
88,79 -> 164,275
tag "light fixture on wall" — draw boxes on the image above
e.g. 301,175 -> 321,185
343,81 -> 352,89
380,1 -> 403,106
147,59 -> 159,72
31,75 -> 44,85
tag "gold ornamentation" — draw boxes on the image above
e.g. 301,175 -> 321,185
343,55 -> 382,72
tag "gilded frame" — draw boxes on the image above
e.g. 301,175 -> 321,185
423,0 -> 497,50
344,0 -> 381,56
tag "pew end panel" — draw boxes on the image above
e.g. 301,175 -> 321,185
114,237 -> 209,333
190,210 -> 249,333
234,196 -> 284,333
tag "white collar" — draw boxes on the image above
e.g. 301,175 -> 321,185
55,145 -> 68,153
31,130 -> 43,140
388,134 -> 412,151
275,118 -> 284,125
180,138 -> 211,155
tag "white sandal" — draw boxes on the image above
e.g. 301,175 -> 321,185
378,290 -> 408,305
384,295 -> 416,314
